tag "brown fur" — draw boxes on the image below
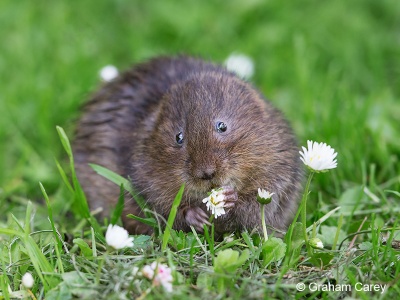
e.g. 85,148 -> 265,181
73,56 -> 303,235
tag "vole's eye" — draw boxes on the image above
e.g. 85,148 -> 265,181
176,132 -> 184,145
216,121 -> 227,133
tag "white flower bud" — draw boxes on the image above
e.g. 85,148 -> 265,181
22,272 -> 34,289
99,65 -> 118,81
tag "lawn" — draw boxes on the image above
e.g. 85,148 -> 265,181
0,0 -> 399,299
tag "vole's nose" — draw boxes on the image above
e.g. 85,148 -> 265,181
195,167 -> 216,180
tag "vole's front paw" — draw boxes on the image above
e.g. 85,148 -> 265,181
221,186 -> 238,210
183,206 -> 210,232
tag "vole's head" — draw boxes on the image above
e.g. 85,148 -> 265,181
144,71 -> 291,202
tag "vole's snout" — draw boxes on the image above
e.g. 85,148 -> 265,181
194,166 -> 216,180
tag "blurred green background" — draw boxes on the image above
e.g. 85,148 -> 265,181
1,0 -> 399,217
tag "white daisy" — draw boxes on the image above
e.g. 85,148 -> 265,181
105,224 -> 134,250
202,188 -> 226,219
299,140 -> 337,172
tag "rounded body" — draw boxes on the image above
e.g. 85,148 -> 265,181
74,56 -> 303,234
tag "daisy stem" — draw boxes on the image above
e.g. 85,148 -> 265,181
301,171 -> 314,257
261,204 -> 268,241
208,214 -> 215,224
27,289 -> 37,300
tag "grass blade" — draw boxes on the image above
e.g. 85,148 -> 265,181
40,182 -> 63,251
89,163 -> 147,213
126,214 -> 157,228
332,214 -> 344,250
18,202 -> 60,291
91,227 -> 97,258
56,126 -> 90,219
110,184 -> 125,225
0,254 -> 10,300
56,126 -> 102,236
306,206 -> 341,232
55,159 -> 74,193
162,184 -> 185,251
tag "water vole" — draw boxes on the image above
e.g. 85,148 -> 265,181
73,56 -> 303,235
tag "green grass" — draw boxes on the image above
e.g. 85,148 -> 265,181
1,0 -> 400,299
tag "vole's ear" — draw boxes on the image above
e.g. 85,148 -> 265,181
143,103 -> 164,135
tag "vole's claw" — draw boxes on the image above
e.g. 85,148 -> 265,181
184,206 -> 210,232
224,202 -> 236,208
221,186 -> 238,210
